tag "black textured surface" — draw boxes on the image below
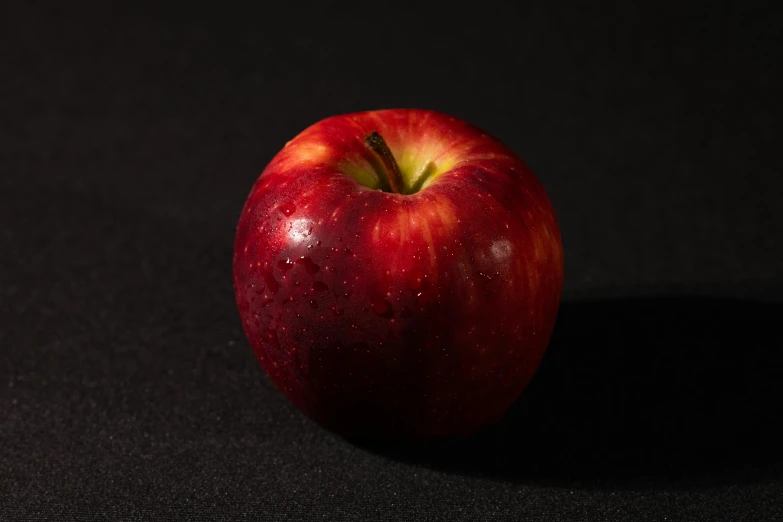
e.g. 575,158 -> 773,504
2,2 -> 782,520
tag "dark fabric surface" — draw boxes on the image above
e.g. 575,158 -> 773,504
2,2 -> 782,520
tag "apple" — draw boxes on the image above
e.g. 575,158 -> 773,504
233,109 -> 563,440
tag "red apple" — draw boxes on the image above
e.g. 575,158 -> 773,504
233,109 -> 563,439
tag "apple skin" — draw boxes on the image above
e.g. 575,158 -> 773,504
233,109 -> 563,440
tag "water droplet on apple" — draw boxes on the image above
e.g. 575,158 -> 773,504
280,202 -> 296,217
263,272 -> 280,294
294,256 -> 320,275
277,258 -> 294,274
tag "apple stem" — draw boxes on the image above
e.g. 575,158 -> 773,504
365,131 -> 405,194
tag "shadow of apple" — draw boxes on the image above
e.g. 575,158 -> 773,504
355,296 -> 783,486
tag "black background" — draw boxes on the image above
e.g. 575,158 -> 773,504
2,2 -> 782,520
